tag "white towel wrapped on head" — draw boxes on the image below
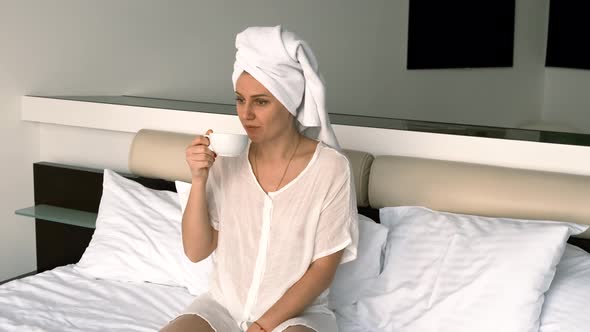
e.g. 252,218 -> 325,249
232,25 -> 341,150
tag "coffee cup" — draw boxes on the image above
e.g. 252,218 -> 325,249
204,132 -> 249,157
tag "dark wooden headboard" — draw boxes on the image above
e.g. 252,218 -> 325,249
33,162 -> 175,272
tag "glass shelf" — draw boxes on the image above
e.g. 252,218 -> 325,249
28,95 -> 590,147
15,204 -> 97,229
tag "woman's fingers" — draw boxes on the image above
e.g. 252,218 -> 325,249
186,153 -> 215,167
186,130 -> 216,177
188,159 -> 214,169
187,152 -> 214,169
186,144 -> 216,157
190,136 -> 209,147
187,151 -> 215,162
190,129 -> 213,146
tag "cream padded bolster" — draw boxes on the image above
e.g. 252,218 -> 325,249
129,129 -> 373,207
369,156 -> 590,239
344,150 -> 374,207
129,129 -> 589,237
129,129 -> 194,183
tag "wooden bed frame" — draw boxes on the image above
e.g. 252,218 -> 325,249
33,162 -> 173,273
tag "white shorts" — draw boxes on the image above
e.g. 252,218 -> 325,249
176,292 -> 338,332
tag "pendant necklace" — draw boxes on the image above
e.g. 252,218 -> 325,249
254,135 -> 301,193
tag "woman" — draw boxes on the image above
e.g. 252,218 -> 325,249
160,26 -> 358,332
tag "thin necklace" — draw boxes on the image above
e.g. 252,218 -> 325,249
254,135 -> 301,193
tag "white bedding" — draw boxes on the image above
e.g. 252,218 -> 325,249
1,244 -> 587,332
0,264 -> 194,332
0,265 -> 363,332
1,248 -> 590,332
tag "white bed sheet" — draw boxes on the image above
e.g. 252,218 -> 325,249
0,264 -> 195,332
0,264 -> 365,332
3,247 -> 589,332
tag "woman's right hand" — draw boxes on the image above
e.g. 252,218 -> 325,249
185,129 -> 217,182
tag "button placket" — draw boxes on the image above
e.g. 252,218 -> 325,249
241,195 -> 273,323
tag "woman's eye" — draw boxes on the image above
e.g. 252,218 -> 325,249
235,97 -> 244,104
256,99 -> 268,105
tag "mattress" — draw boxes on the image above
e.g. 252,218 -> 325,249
0,265 -> 364,332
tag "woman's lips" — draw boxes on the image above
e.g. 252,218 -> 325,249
245,126 -> 260,133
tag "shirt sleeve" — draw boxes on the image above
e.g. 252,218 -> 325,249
206,163 -> 221,231
312,158 -> 359,264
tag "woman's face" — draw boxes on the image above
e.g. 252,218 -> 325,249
235,72 -> 295,143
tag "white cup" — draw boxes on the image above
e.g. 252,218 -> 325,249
204,132 -> 249,157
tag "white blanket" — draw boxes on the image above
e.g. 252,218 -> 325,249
0,265 -> 365,332
0,265 -> 193,331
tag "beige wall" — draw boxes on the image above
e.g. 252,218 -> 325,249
0,74 -> 39,281
542,68 -> 590,133
3,0 -> 551,124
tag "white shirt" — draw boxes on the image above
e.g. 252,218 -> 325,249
205,140 -> 359,329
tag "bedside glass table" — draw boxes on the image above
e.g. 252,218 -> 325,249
15,204 -> 97,229
14,204 -> 97,273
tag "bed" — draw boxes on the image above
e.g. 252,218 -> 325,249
1,129 -> 590,332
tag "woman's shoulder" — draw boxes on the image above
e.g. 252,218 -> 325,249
315,141 -> 352,176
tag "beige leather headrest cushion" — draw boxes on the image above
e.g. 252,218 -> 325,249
344,150 -> 374,207
129,129 -> 373,207
129,129 -> 195,183
369,156 -> 590,238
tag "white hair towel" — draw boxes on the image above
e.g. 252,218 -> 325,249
232,25 -> 341,150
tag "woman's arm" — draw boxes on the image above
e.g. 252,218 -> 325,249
182,132 -> 218,263
182,179 -> 218,263
252,249 -> 345,331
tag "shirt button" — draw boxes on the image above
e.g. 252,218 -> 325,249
240,321 -> 249,330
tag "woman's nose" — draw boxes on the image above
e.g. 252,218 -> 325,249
243,103 -> 255,120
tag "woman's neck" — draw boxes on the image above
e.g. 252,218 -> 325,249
253,129 -> 302,161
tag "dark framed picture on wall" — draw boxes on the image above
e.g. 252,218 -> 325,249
407,0 -> 515,70
545,1 -> 590,70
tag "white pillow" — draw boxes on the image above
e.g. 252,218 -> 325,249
328,214 -> 389,309
75,169 -> 212,296
175,180 -> 197,216
353,206 -> 588,332
539,244 -> 590,332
